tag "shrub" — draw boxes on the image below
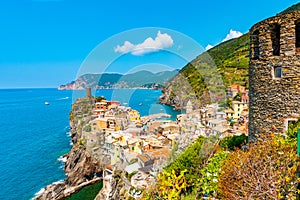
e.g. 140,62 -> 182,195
164,136 -> 219,185
287,119 -> 300,140
84,124 -> 91,132
219,134 -> 248,150
197,151 -> 228,197
218,135 -> 300,199
150,169 -> 188,199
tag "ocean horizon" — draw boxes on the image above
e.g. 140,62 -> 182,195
0,88 -> 180,200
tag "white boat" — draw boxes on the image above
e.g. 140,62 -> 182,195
44,102 -> 49,105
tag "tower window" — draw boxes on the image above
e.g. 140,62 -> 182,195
271,24 -> 280,56
295,20 -> 300,53
251,30 -> 260,59
274,66 -> 282,78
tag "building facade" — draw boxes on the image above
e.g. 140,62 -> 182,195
249,11 -> 300,138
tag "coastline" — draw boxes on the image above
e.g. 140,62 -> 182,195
33,88 -> 180,200
34,96 -> 104,199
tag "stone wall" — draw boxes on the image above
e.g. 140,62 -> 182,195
249,11 -> 300,139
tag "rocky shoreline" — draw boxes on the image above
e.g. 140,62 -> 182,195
34,98 -> 104,200
33,91 -> 184,200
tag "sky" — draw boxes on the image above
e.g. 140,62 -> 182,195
0,0 -> 299,88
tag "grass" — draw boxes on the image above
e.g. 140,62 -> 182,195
65,181 -> 103,200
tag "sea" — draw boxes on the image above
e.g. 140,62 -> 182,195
0,88 -> 180,200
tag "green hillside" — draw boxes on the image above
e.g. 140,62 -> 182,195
161,2 -> 300,108
280,2 -> 300,14
160,33 -> 250,108
207,33 -> 249,87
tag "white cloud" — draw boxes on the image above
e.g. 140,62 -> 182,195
221,29 -> 243,42
205,44 -> 214,51
114,31 -> 174,56
205,29 -> 243,51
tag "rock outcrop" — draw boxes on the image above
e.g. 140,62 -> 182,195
159,54 -> 224,110
34,98 -> 103,200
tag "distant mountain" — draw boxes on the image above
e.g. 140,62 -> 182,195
58,70 -> 178,90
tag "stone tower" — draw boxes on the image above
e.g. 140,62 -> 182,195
86,87 -> 92,98
249,11 -> 300,138
186,100 -> 193,115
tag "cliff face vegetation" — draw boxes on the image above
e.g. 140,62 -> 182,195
160,33 -> 249,109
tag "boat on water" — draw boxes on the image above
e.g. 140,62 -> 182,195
44,102 -> 50,105
139,103 -> 142,106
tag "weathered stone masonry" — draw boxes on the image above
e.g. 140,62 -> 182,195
249,11 -> 300,138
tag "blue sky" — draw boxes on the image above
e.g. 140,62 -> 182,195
0,0 -> 299,88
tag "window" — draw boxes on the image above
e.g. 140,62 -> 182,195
285,118 -> 298,131
296,20 -> 300,52
251,30 -> 260,59
271,24 -> 280,56
274,66 -> 282,78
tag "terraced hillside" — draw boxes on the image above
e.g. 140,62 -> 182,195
160,33 -> 250,109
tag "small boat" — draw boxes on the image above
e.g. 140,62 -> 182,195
45,102 -> 50,105
139,103 -> 143,106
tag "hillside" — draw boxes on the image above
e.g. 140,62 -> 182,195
160,33 -> 249,109
160,2 -> 300,110
280,2 -> 300,14
58,70 -> 178,90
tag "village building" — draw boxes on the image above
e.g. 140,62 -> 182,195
227,84 -> 246,99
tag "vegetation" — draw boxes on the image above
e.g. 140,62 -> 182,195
287,119 -> 300,140
219,134 -> 248,150
281,2 -> 300,14
65,181 -> 103,200
162,3 -> 300,107
95,96 -> 106,102
84,124 -> 91,132
219,135 -> 300,199
163,32 -> 249,107
143,130 -> 299,199
197,151 -> 228,197
154,169 -> 188,199
163,136 -> 215,185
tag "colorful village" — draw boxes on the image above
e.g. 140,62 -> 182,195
74,83 -> 249,198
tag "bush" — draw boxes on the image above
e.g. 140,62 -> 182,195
287,119 -> 300,140
218,135 -> 300,199
95,96 -> 106,102
164,136 -> 219,185
219,134 -> 248,150
146,169 -> 188,200
197,151 -> 228,197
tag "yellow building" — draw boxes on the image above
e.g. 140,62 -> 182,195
127,138 -> 142,154
232,101 -> 247,120
128,110 -> 141,121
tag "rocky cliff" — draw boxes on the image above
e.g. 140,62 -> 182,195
34,98 -> 103,200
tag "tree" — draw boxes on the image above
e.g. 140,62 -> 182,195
95,96 -> 106,102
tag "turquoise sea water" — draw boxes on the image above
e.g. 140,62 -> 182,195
0,88 -> 180,200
